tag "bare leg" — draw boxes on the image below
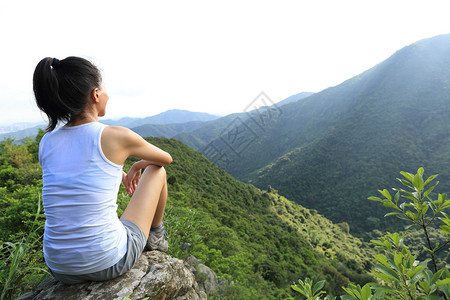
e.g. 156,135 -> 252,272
151,179 -> 167,228
120,165 -> 167,239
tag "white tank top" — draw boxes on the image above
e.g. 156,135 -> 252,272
39,122 -> 127,274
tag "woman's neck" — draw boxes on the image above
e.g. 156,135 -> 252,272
70,112 -> 98,126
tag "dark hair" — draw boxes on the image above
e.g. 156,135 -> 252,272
33,56 -> 102,131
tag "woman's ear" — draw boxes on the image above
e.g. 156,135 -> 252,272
91,88 -> 100,103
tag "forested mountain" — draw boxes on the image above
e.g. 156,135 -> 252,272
108,93 -> 313,140
0,133 -> 375,299
146,138 -> 376,297
177,34 -> 450,235
175,91 -> 315,151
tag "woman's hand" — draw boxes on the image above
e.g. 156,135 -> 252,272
122,164 -> 142,195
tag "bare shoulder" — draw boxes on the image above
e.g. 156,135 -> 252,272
102,125 -> 171,166
102,125 -> 147,148
101,126 -> 141,165
103,126 -> 135,143
103,125 -> 131,136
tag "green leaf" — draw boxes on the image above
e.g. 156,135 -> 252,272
406,211 -> 418,220
442,199 -> 450,209
422,270 -> 433,284
312,280 -> 326,295
432,242 -> 440,252
395,187 -> 415,196
408,266 -> 424,285
432,269 -> 446,284
440,212 -> 450,222
368,196 -> 383,202
393,253 -> 403,269
291,284 -> 307,296
383,201 -> 398,209
428,201 -> 437,212
417,167 -> 424,176
371,284 -> 396,292
404,195 -> 419,203
413,172 -> 424,192
400,171 -> 415,183
379,189 -> 391,200
391,232 -> 401,245
439,225 -> 450,235
423,183 -> 438,199
385,212 -> 400,217
436,278 -> 450,288
423,174 -> 438,187
361,284 -> 372,300
374,263 -> 400,281
419,280 -> 431,294
396,213 -> 412,221
421,205 -> 429,215
394,191 -> 400,204
374,254 -> 388,265
371,240 -> 385,246
397,179 -> 414,189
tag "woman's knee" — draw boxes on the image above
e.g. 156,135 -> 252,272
142,165 -> 166,181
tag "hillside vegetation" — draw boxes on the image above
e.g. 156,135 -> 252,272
123,137 -> 377,298
0,132 -> 376,299
177,34 -> 450,236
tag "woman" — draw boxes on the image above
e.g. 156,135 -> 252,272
33,56 -> 172,284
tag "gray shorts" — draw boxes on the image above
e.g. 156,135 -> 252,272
49,219 -> 147,284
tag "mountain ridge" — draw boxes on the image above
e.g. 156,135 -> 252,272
0,109 -> 219,142
177,34 -> 450,235
103,109 -> 220,127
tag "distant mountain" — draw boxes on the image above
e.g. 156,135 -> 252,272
1,109 -> 220,142
103,109 -> 219,128
131,121 -> 206,138
0,121 -> 44,134
176,34 -> 450,235
174,92 -> 314,151
0,124 -> 45,142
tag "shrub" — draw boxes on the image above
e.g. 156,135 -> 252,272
291,168 -> 450,299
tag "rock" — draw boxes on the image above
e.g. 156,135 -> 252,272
183,256 -> 219,294
21,251 -> 207,300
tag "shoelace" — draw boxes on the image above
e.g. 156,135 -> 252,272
161,219 -> 173,239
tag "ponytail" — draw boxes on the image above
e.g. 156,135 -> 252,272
33,56 -> 102,131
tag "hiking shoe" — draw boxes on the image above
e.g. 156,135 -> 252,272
145,223 -> 168,252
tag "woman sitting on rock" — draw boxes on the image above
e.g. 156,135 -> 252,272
33,56 -> 172,284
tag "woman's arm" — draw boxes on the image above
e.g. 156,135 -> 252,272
101,126 -> 172,166
102,126 -> 172,195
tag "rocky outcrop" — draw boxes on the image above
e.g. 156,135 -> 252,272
183,256 -> 218,295
20,251 -> 217,300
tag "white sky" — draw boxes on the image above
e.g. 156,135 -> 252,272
1,0 -> 450,126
